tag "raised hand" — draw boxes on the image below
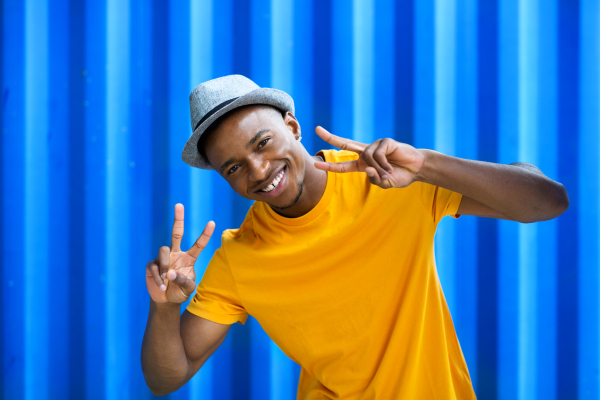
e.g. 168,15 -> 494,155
145,204 -> 216,304
313,126 -> 426,189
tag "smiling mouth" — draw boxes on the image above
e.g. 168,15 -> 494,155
258,166 -> 286,193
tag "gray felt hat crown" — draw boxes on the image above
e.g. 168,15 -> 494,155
182,74 -> 295,170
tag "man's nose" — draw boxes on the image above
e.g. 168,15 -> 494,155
248,157 -> 270,183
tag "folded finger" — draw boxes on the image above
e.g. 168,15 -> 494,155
167,270 -> 196,295
158,246 -> 170,278
365,166 -> 383,186
147,260 -> 166,291
187,221 -> 216,259
314,160 -> 360,174
361,141 -> 389,179
315,126 -> 367,154
373,140 -> 395,173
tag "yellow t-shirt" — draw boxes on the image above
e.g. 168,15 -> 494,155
187,150 -> 476,400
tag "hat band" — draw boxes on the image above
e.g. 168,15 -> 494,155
194,97 -> 239,132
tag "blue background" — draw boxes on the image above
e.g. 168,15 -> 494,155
1,0 -> 598,399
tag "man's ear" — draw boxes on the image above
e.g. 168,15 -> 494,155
283,111 -> 301,139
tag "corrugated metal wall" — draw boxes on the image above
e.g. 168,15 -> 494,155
1,0 -> 598,399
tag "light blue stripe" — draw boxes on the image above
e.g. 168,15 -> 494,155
105,0 -> 130,397
578,0 -> 600,398
454,0 -> 478,387
352,0 -> 374,144
498,0 -> 520,398
433,0 -> 457,317
24,0 -> 49,398
332,0 -> 353,138
414,0 -> 435,149
535,0 -> 557,398
517,1 -> 538,399
270,341 -> 296,400
189,1 -> 215,396
271,0 -> 293,95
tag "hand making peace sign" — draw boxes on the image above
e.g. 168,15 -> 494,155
313,126 -> 426,189
145,204 -> 216,304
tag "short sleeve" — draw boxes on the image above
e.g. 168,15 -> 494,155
408,181 -> 463,224
186,246 -> 248,325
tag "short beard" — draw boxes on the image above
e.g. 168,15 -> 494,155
271,180 -> 303,211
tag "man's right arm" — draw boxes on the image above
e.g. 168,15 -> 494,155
141,302 -> 230,396
141,204 -> 229,395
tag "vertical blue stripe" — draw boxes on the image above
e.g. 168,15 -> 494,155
271,0 -> 293,95
84,0 -> 107,397
433,0 -> 457,317
189,0 -> 215,395
517,1 -> 538,399
374,0 -> 395,141
557,1 -> 580,398
455,0 -> 478,388
67,0 -> 87,397
578,1 -> 600,398
414,0 -> 435,149
312,0 -> 332,135
24,1 -> 50,398
476,0 -> 498,397
105,0 -> 130,396
498,1 -> 520,399
250,0 -> 271,87
331,0 -> 353,138
352,0 -> 374,144
394,0 -> 414,144
535,0 -> 558,398
129,0 -> 154,397
292,0 -> 314,154
48,0 -> 70,397
3,1 -> 26,399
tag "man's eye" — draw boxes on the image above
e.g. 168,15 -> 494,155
258,138 -> 269,148
228,165 -> 239,175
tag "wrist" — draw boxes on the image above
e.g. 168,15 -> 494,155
414,149 -> 440,184
151,300 -> 181,313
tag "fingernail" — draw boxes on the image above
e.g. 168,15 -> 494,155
382,175 -> 389,180
366,171 -> 374,177
160,284 -> 166,291
161,273 -> 166,279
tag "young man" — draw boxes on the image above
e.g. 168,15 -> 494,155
141,75 -> 569,398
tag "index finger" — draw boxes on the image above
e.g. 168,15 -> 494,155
314,160 -> 360,174
315,126 -> 367,154
187,221 -> 216,259
171,203 -> 184,252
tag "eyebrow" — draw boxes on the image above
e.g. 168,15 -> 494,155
219,128 -> 271,174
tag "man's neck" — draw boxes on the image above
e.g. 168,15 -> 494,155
269,153 -> 328,218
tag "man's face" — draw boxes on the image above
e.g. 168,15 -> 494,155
204,105 -> 306,210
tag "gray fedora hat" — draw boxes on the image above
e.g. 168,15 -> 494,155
182,74 -> 295,169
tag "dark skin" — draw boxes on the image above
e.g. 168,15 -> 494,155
142,105 -> 569,395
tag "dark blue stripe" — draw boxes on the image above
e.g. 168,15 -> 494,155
84,0 -> 107,397
312,0 -> 331,134
476,0 -> 498,398
394,0 -> 414,144
557,1 -> 579,398
49,0 -> 70,397
0,0 -> 5,394
68,0 -> 86,397
231,1 -> 252,398
2,1 -> 26,397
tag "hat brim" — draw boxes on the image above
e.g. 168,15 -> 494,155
181,87 -> 295,170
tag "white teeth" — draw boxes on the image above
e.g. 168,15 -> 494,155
260,169 -> 285,192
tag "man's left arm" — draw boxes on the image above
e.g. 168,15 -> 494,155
313,127 -> 569,223
415,150 -> 569,223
